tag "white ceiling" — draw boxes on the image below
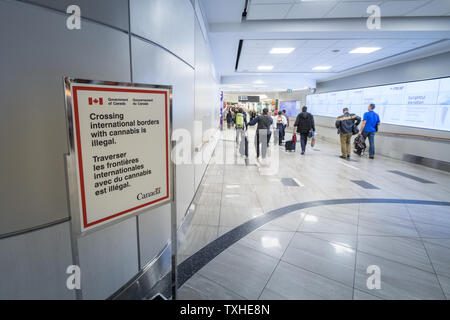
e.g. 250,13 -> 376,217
199,0 -> 450,92
247,0 -> 450,20
237,38 -> 441,73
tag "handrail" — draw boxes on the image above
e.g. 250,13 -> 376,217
378,131 -> 450,141
315,124 -> 450,142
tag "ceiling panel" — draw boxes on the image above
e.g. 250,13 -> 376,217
303,39 -> 340,48
237,38 -> 443,73
245,0 -> 449,20
251,0 -> 295,4
405,0 -> 450,16
199,0 -> 245,23
286,1 -> 338,19
379,0 -> 430,17
247,3 -> 292,19
324,1 -> 382,18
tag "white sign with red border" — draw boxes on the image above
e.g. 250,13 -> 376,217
67,81 -> 171,232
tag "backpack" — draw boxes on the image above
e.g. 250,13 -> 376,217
235,113 -> 244,127
353,135 -> 366,156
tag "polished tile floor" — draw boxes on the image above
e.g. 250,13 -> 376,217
177,128 -> 450,300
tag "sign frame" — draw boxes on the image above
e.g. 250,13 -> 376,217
63,78 -> 174,236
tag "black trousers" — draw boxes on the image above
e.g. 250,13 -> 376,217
277,123 -> 285,145
300,133 -> 308,152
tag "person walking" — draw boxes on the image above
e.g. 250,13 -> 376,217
294,106 -> 315,155
359,103 -> 380,159
226,108 -> 233,129
268,110 -> 276,145
282,110 -> 289,133
235,108 -> 247,146
276,111 -> 288,145
335,107 -> 361,159
248,108 -> 273,159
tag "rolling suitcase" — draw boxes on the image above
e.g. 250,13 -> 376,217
285,133 -> 296,152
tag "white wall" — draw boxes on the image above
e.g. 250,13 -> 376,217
0,0 -> 220,299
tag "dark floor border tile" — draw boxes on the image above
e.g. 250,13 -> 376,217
177,198 -> 450,289
389,170 -> 436,184
402,154 -> 450,173
351,180 -> 379,189
117,198 -> 450,299
281,178 -> 300,187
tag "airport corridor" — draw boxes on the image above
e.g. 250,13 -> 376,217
176,127 -> 450,300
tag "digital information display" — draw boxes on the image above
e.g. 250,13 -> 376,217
66,81 -> 171,232
279,100 -> 301,118
306,77 -> 450,131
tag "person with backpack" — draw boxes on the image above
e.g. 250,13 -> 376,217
248,108 -> 273,159
235,108 -> 247,147
276,111 -> 288,145
294,106 -> 315,155
359,103 -> 380,159
335,107 -> 361,159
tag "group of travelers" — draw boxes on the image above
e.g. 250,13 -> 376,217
224,102 -> 380,160
335,103 -> 380,159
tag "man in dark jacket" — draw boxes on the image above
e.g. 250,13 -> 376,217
226,109 -> 233,129
248,108 -> 273,159
294,106 -> 315,155
335,108 -> 361,159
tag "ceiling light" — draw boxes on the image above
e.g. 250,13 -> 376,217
312,66 -> 332,71
257,65 -> 273,71
253,80 -> 264,84
349,47 -> 381,54
270,47 -> 295,54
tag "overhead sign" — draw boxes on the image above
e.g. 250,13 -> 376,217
65,79 -> 172,232
238,95 -> 260,103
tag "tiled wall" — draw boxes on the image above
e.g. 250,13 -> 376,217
0,0 -> 219,299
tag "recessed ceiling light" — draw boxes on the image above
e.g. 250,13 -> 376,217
257,65 -> 273,71
270,48 -> 295,54
312,66 -> 332,71
349,47 -> 381,54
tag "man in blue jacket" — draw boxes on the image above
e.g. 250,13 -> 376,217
359,103 -> 380,159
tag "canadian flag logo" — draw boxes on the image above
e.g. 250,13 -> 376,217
88,97 -> 103,105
